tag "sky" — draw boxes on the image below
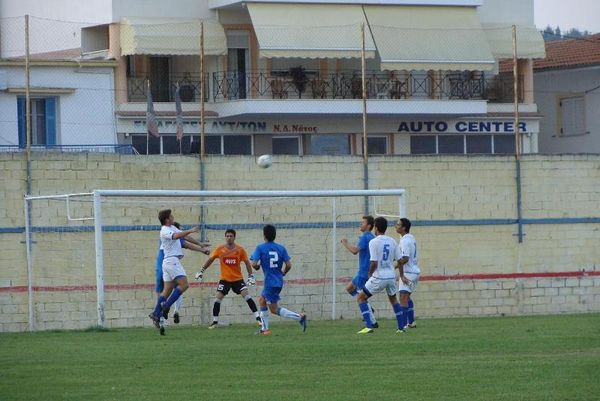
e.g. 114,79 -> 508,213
535,0 -> 600,33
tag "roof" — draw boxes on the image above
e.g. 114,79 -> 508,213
500,34 -> 600,73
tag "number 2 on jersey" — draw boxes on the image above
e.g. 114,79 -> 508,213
268,251 -> 279,268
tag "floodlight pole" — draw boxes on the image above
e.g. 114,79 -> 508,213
24,197 -> 34,332
332,198 -> 337,320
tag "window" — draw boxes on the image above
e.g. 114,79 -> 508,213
132,135 -> 161,154
310,135 -> 350,155
438,136 -> 464,154
224,135 -> 252,155
361,136 -> 388,155
493,135 -> 515,155
272,137 -> 300,155
410,136 -> 436,154
466,135 -> 492,154
560,96 -> 586,136
17,97 -> 57,147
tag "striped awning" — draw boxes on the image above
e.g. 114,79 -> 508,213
364,5 -> 496,71
247,3 -> 376,59
120,17 -> 227,56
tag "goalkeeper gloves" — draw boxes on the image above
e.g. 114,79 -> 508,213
247,275 -> 256,286
195,269 -> 205,282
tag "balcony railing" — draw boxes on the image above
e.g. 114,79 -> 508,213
127,70 -> 523,103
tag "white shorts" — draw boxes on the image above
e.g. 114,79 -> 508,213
364,276 -> 398,297
162,257 -> 186,282
398,272 -> 420,293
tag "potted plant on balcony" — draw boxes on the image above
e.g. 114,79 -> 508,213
289,66 -> 308,98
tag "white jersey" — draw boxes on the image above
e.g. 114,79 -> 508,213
368,234 -> 398,280
399,234 -> 420,274
160,225 -> 183,259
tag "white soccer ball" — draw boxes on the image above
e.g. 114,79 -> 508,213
257,154 -> 273,168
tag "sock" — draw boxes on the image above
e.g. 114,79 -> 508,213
368,302 -> 377,324
349,288 -> 358,297
174,295 -> 183,313
153,296 -> 166,317
408,299 -> 415,324
393,303 -> 405,330
359,302 -> 374,328
276,306 -> 301,321
402,306 -> 409,328
212,298 -> 222,322
245,295 -> 258,313
164,287 -> 182,309
260,307 -> 269,330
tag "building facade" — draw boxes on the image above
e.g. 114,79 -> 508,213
2,0 -> 546,155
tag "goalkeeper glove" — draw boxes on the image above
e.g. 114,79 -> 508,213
195,269 -> 205,282
247,275 -> 256,286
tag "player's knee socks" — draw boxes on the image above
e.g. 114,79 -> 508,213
408,299 -> 415,324
153,296 -> 166,317
392,303 -> 405,330
212,298 -> 222,322
165,287 -> 182,309
359,302 -> 374,328
245,296 -> 259,315
367,302 -> 377,323
260,307 -> 269,330
174,295 -> 183,312
276,306 -> 301,321
349,288 -> 358,297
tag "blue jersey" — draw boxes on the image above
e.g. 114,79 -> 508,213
250,241 -> 291,288
357,231 -> 375,277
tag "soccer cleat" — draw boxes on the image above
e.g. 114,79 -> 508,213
258,329 -> 271,336
299,313 -> 307,332
372,322 -> 379,329
160,301 -> 170,320
208,321 -> 218,329
173,312 -> 180,324
159,317 -> 166,336
149,314 -> 160,329
396,329 -> 406,334
357,327 -> 374,334
408,322 -> 417,328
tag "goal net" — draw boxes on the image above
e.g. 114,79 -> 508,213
24,189 -> 405,331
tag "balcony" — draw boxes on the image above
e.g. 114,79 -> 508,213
126,70 -> 523,104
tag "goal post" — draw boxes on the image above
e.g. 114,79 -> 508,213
24,189 -> 406,331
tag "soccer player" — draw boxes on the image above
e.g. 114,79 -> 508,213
149,209 -> 199,335
341,215 -> 377,327
155,222 -> 210,324
194,229 -> 261,328
356,217 -> 405,334
395,218 -> 419,329
250,224 -> 307,335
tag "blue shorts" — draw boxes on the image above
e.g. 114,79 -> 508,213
351,275 -> 368,290
261,287 -> 282,304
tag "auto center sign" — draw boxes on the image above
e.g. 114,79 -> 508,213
398,120 -> 528,134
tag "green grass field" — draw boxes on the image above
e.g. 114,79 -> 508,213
1,314 -> 599,401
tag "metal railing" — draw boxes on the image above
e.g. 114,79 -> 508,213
127,70 -> 523,103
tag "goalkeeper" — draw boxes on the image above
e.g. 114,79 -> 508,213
195,229 -> 261,328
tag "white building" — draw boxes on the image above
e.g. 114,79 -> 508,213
532,34 -> 600,154
1,0 -> 546,155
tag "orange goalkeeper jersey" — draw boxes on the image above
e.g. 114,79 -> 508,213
210,244 -> 248,282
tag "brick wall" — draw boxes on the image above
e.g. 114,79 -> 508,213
0,153 -> 599,332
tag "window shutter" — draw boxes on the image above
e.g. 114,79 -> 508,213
45,97 -> 57,145
17,97 -> 26,148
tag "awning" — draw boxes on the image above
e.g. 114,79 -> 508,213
364,6 -> 496,71
483,24 -> 546,59
247,3 -> 376,59
120,18 -> 227,56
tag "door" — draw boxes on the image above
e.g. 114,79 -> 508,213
150,57 -> 170,102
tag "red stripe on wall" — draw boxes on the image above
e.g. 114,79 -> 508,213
0,271 -> 598,293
